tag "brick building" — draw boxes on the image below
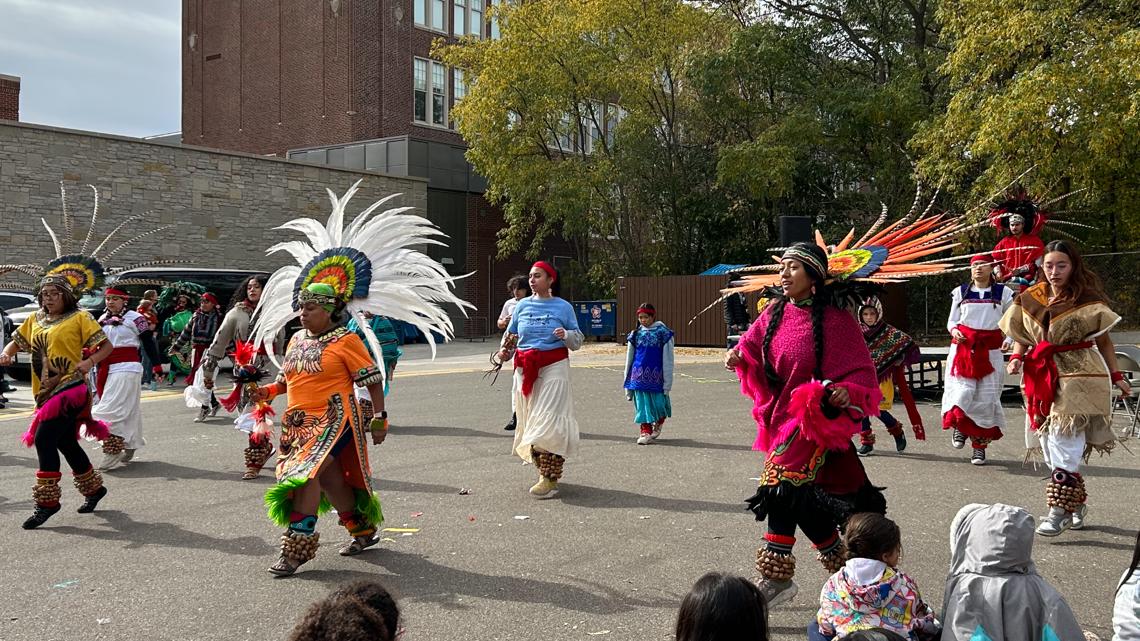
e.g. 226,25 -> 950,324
0,74 -> 19,121
182,0 -> 569,335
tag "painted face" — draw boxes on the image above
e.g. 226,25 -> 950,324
529,267 -> 553,295
1043,250 -> 1073,290
40,285 -> 66,315
1010,221 -> 1024,236
779,258 -> 813,301
105,295 -> 127,314
860,307 -> 879,326
971,261 -> 994,283
246,279 -> 263,303
299,301 -> 332,332
637,312 -> 654,328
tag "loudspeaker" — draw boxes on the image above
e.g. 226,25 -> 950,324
779,216 -> 813,246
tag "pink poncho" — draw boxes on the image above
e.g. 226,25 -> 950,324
736,303 -> 881,496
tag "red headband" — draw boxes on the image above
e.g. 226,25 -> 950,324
637,307 -> 655,316
532,261 -> 557,283
970,254 -> 994,265
104,288 -> 129,298
202,293 -> 219,304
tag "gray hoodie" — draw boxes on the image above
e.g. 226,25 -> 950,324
941,503 -> 1084,641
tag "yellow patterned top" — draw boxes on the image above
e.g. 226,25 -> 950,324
13,310 -> 107,406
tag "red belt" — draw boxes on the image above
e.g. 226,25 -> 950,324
96,346 -> 141,398
513,347 -> 568,397
951,326 -> 1005,380
1023,340 -> 1093,431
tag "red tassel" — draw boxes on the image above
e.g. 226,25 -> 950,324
231,341 -> 256,367
893,368 -> 925,440
249,431 -> 271,446
219,385 -> 243,412
252,403 -> 276,423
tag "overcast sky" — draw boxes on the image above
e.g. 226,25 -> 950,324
0,0 -> 180,138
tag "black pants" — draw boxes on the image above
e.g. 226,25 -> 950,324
765,495 -> 839,547
34,414 -> 94,473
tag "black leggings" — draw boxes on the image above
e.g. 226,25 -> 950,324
34,414 -> 93,473
765,498 -> 840,546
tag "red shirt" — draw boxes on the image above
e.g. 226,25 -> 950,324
993,233 -> 1044,276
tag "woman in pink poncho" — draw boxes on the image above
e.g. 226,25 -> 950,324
724,242 -> 885,609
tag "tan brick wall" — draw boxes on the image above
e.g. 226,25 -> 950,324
0,121 -> 428,274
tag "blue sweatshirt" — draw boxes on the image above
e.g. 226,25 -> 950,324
508,296 -> 581,351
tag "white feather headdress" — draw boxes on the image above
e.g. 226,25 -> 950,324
250,180 -> 473,369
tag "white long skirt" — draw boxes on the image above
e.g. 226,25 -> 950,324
512,359 -> 579,461
92,370 -> 145,449
941,343 -> 1006,430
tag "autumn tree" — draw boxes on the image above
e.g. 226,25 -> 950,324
437,0 -> 734,294
914,0 -> 1140,250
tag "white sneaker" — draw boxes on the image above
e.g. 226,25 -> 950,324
1071,504 -> 1088,530
194,406 -> 209,423
650,425 -> 663,440
98,451 -> 125,471
1036,507 -> 1072,537
636,432 -> 652,445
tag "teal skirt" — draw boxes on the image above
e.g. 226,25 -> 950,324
632,391 -> 672,424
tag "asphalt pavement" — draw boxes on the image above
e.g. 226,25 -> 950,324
0,344 -> 1136,641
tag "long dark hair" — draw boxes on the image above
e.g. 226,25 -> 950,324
1119,529 -> 1140,594
762,242 -> 829,389
675,572 -> 769,641
1042,240 -> 1107,304
230,274 -> 269,310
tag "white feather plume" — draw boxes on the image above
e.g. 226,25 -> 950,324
251,184 -> 474,368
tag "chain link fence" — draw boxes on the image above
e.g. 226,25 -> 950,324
905,252 -> 1140,344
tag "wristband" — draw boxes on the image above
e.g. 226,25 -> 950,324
1111,371 -> 1126,383
1009,354 -> 1023,362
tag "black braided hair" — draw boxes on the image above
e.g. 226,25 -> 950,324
761,241 -> 831,389
761,297 -> 788,388
811,295 -> 827,381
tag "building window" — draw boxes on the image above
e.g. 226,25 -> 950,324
454,0 -> 466,37
415,57 -> 449,126
433,0 -> 445,30
489,0 -> 501,39
451,68 -> 469,129
431,60 -> 447,126
454,0 -> 485,38
415,0 -> 446,32
414,59 -> 428,123
470,0 -> 484,37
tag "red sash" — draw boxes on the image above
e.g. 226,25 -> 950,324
513,347 -> 569,397
96,346 -> 141,398
951,326 -> 1005,380
1022,340 -> 1093,430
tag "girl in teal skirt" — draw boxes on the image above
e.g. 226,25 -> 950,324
623,303 -> 675,445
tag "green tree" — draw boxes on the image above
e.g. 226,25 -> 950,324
914,0 -> 1140,250
437,0 -> 732,295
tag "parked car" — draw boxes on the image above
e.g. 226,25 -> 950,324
0,291 -> 35,311
5,267 -> 273,380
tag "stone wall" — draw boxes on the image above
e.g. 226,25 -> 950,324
0,121 -> 429,274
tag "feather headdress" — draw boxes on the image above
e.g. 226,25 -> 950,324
0,182 -> 181,296
987,186 -> 1093,239
251,180 -> 473,370
723,186 -> 975,299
